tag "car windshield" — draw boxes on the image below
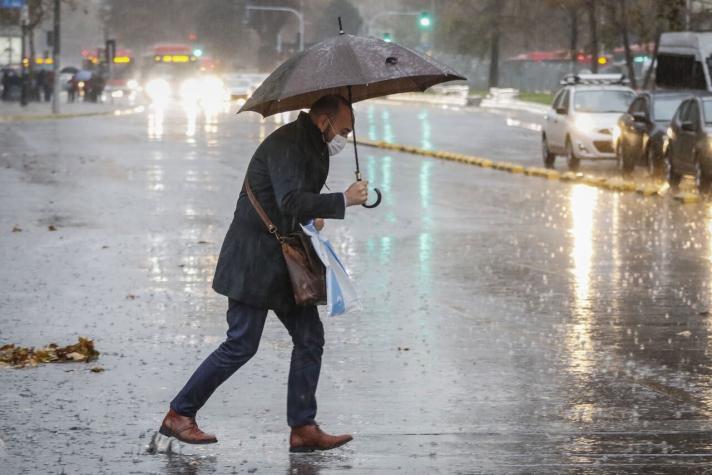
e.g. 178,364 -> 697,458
704,100 -> 712,124
573,90 -> 635,113
653,97 -> 685,122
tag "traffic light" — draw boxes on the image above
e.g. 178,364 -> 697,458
383,32 -> 392,43
193,48 -> 203,58
419,11 -> 431,28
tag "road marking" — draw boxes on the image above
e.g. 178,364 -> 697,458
356,138 -> 705,202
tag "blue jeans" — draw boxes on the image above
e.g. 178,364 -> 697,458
171,298 -> 324,427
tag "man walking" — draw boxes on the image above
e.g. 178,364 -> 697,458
160,95 -> 368,452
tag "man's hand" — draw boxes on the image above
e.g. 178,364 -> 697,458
345,181 -> 368,206
314,218 -> 324,231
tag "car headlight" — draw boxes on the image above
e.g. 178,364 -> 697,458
145,78 -> 171,102
574,114 -> 595,132
127,79 -> 138,90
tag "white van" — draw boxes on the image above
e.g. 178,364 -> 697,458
655,32 -> 712,91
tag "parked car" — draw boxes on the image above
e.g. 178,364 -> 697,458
664,94 -> 712,192
615,91 -> 702,177
542,74 -> 636,171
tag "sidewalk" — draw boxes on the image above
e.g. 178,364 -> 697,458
0,99 -> 141,121
384,89 -> 550,115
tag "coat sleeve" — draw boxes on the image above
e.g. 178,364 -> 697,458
267,141 -> 346,220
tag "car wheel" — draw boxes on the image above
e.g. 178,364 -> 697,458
616,140 -> 625,173
565,138 -> 580,172
618,140 -> 634,176
542,135 -> 555,169
694,152 -> 712,195
646,145 -> 664,178
666,148 -> 682,190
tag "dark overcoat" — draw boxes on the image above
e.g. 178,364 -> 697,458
212,111 -> 346,311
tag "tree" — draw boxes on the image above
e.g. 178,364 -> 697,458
642,0 -> 688,89
435,0 -> 509,87
544,0 -> 584,72
585,0 -> 599,73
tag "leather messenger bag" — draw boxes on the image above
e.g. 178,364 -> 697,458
244,178 -> 326,306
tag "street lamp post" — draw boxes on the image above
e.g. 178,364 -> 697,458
20,3 -> 28,106
51,0 -> 60,114
245,5 -> 304,52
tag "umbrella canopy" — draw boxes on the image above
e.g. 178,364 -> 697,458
60,66 -> 79,74
74,70 -> 92,81
240,33 -> 466,117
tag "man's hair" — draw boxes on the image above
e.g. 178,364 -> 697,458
309,94 -> 352,119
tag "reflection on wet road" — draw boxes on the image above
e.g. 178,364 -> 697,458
3,99 -> 712,473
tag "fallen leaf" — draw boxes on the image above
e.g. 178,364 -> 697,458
12,226 -> 22,232
90,367 -> 104,373
197,240 -> 210,244
677,330 -> 692,338
126,294 -> 137,300
1,337 -> 100,368
48,225 -> 57,231
66,352 -> 86,361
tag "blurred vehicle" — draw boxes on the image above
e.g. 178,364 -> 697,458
140,44 -> 199,100
664,94 -> 712,192
655,32 -> 712,91
223,73 -> 256,100
615,91 -> 699,177
542,73 -> 636,171
105,49 -> 139,99
222,72 -> 268,101
600,59 -> 651,89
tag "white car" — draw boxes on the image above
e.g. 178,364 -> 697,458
542,74 -> 636,171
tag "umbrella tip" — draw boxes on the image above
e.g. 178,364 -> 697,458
338,16 -> 344,35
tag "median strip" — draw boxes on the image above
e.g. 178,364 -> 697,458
356,137 -> 703,202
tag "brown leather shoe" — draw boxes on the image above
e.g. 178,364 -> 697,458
289,423 -> 352,452
159,408 -> 218,445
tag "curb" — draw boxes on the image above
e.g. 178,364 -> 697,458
0,105 -> 145,123
356,138 -> 701,202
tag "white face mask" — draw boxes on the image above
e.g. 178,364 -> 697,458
325,117 -> 347,156
328,133 -> 347,156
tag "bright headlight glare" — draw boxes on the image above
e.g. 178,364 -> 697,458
146,79 -> 171,101
201,75 -> 224,91
127,79 -> 138,90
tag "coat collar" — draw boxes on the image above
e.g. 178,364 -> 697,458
297,111 -> 327,153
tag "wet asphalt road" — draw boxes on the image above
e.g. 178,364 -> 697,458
3,99 -> 712,473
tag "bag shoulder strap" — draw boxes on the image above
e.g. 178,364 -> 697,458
245,177 -> 282,241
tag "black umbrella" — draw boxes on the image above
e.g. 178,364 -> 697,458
240,19 -> 466,208
60,66 -> 79,74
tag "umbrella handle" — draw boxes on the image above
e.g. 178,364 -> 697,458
355,172 -> 382,208
362,187 -> 382,209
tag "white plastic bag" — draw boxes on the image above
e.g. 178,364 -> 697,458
301,221 -> 361,316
